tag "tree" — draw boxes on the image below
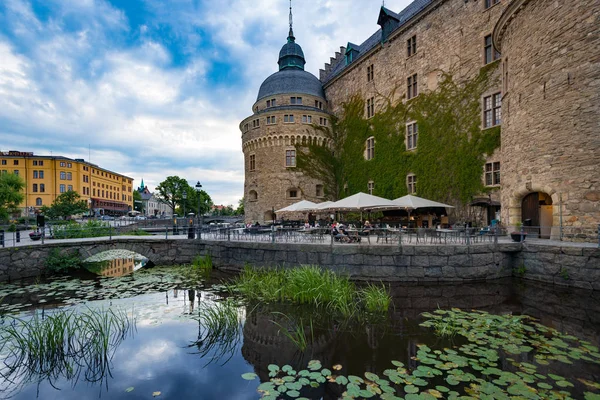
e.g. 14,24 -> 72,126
235,198 -> 244,216
133,190 -> 143,212
41,190 -> 88,220
0,173 -> 25,221
155,176 -> 213,216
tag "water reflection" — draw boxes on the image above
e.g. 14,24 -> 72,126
86,257 -> 144,277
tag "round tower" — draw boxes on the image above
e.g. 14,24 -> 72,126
241,8 -> 331,224
493,0 -> 600,239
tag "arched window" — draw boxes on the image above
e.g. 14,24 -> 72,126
36,197 -> 42,206
249,190 -> 258,201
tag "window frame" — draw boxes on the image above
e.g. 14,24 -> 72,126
366,97 -> 375,118
485,162 -> 501,186
302,115 -> 312,124
406,122 -> 418,150
285,149 -> 296,167
484,34 -> 501,64
290,96 -> 303,105
367,181 -> 374,195
483,92 -> 502,128
407,35 -> 417,57
484,0 -> 500,9
249,154 -> 256,171
283,114 -> 295,123
367,64 -> 374,82
365,136 -> 375,160
407,73 -> 418,99
407,174 -> 417,194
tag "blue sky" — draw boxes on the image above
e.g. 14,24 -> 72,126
0,0 -> 411,205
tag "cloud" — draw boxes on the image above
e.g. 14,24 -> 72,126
0,0 -> 413,205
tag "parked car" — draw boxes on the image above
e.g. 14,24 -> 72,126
100,215 -> 115,221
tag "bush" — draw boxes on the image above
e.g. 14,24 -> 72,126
44,249 -> 83,274
7,224 -> 16,232
52,220 -> 112,239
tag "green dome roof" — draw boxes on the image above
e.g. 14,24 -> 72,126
278,39 -> 305,71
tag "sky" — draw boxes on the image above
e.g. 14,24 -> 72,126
0,0 -> 412,206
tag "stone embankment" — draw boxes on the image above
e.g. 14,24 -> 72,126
0,239 -> 598,289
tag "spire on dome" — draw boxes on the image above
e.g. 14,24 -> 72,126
288,0 -> 295,42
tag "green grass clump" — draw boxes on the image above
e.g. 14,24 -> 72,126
0,307 -> 134,395
44,249 -> 83,274
187,254 -> 213,279
230,265 -> 390,317
361,283 -> 392,313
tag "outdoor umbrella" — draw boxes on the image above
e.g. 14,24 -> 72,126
275,200 -> 317,213
323,192 -> 398,211
309,201 -> 334,211
392,195 -> 454,209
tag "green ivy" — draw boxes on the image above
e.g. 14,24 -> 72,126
296,65 -> 500,212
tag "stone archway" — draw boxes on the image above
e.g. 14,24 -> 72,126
508,184 -> 558,239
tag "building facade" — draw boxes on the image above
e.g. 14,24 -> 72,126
242,0 -> 600,235
0,150 -> 134,216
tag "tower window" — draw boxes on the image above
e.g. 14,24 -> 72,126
266,98 -> 277,108
485,162 -> 501,186
315,100 -> 323,109
302,115 -> 312,124
407,74 -> 418,99
407,35 -> 417,57
406,122 -> 418,150
285,150 -> 296,167
366,97 -> 375,118
249,154 -> 256,171
290,96 -> 302,105
483,93 -> 502,128
266,116 -> 277,125
367,64 -> 374,82
484,35 -> 501,64
284,114 -> 295,123
365,137 -> 375,160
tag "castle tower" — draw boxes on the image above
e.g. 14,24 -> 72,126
241,5 -> 331,223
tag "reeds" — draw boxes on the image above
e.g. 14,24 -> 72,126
361,283 -> 392,313
0,307 -> 134,396
187,254 -> 213,279
189,298 -> 243,366
270,312 -> 314,352
229,265 -> 391,317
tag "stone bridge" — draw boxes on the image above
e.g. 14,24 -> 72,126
0,239 -> 598,289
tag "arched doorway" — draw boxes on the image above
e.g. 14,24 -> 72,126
263,210 -> 274,223
521,192 -> 553,239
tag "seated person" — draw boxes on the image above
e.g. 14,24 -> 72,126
304,221 -> 311,229
332,223 -> 349,242
361,220 -> 372,235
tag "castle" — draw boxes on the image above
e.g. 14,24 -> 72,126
241,0 -> 599,239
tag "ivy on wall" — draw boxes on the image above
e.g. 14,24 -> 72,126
296,65 -> 501,214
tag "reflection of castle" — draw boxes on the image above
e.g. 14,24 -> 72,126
99,258 -> 138,277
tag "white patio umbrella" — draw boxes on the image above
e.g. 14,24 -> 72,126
392,195 -> 454,209
309,201 -> 334,211
275,200 -> 317,213
323,192 -> 398,211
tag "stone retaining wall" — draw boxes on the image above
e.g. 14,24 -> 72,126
0,240 -> 597,289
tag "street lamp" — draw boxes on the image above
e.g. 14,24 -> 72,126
195,181 -> 202,229
182,190 -> 187,223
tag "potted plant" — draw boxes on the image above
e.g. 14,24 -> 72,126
29,231 -> 43,241
510,222 -> 527,242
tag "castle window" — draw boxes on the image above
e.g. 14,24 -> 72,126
484,35 -> 500,64
285,150 -> 296,167
365,136 -> 375,160
40,184 -> 45,193
39,161 -> 43,166
406,122 -> 418,150
249,190 -> 258,201
367,64 -> 374,82
284,114 -> 295,123
407,35 -> 417,57
266,116 -> 276,125
266,98 -> 276,108
68,185 -> 73,191
483,92 -> 502,128
366,97 -> 375,118
302,115 -> 312,124
485,162 -> 501,186
33,170 -> 38,179
60,184 -> 66,193
319,117 -> 328,126
407,74 -> 418,99
287,188 -> 299,198
36,197 -> 42,206
33,160 -> 38,166
485,0 -> 500,9
249,154 -> 256,171
13,160 -> 19,166
252,119 -> 260,128
368,181 -> 374,195
1,160 -> 5,165
290,96 -> 302,105
60,171 -> 66,180
407,174 -> 417,194
316,184 -> 323,197
315,100 -> 323,109
243,123 -> 249,132
67,163 -> 72,168
60,162 -> 65,167
32,183 -> 38,192
40,170 -> 44,179
67,172 -> 72,180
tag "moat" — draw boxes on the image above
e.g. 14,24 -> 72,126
0,260 -> 599,400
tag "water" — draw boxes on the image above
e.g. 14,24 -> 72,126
0,264 -> 599,399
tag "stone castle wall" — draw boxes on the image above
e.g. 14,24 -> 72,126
241,92 -> 332,223
495,0 -> 600,233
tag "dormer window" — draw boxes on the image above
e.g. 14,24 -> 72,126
345,43 -> 360,65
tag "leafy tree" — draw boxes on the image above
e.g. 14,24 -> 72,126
133,190 -> 143,212
155,176 -> 212,216
0,173 -> 25,221
235,198 -> 244,216
41,190 -> 89,220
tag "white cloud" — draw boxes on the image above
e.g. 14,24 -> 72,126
0,0 -> 414,205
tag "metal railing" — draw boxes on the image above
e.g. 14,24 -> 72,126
1,224 -> 598,248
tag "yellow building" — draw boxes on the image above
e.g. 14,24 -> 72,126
0,150 -> 134,216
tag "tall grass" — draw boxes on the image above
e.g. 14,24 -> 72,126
0,307 -> 134,396
270,312 -> 314,352
229,265 -> 390,317
189,298 -> 242,365
361,283 -> 392,313
186,254 -> 213,280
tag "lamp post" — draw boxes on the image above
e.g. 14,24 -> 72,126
182,190 -> 187,224
195,181 -> 203,234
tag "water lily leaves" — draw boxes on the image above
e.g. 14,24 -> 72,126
307,360 -> 321,371
405,385 -> 419,393
241,372 -> 258,380
336,375 -> 349,385
287,389 -> 300,398
537,382 -> 553,390
333,364 -> 343,370
348,375 -> 364,384
585,392 -> 600,400
446,376 -> 460,386
321,368 -> 332,377
391,360 -> 405,367
555,380 -> 574,388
